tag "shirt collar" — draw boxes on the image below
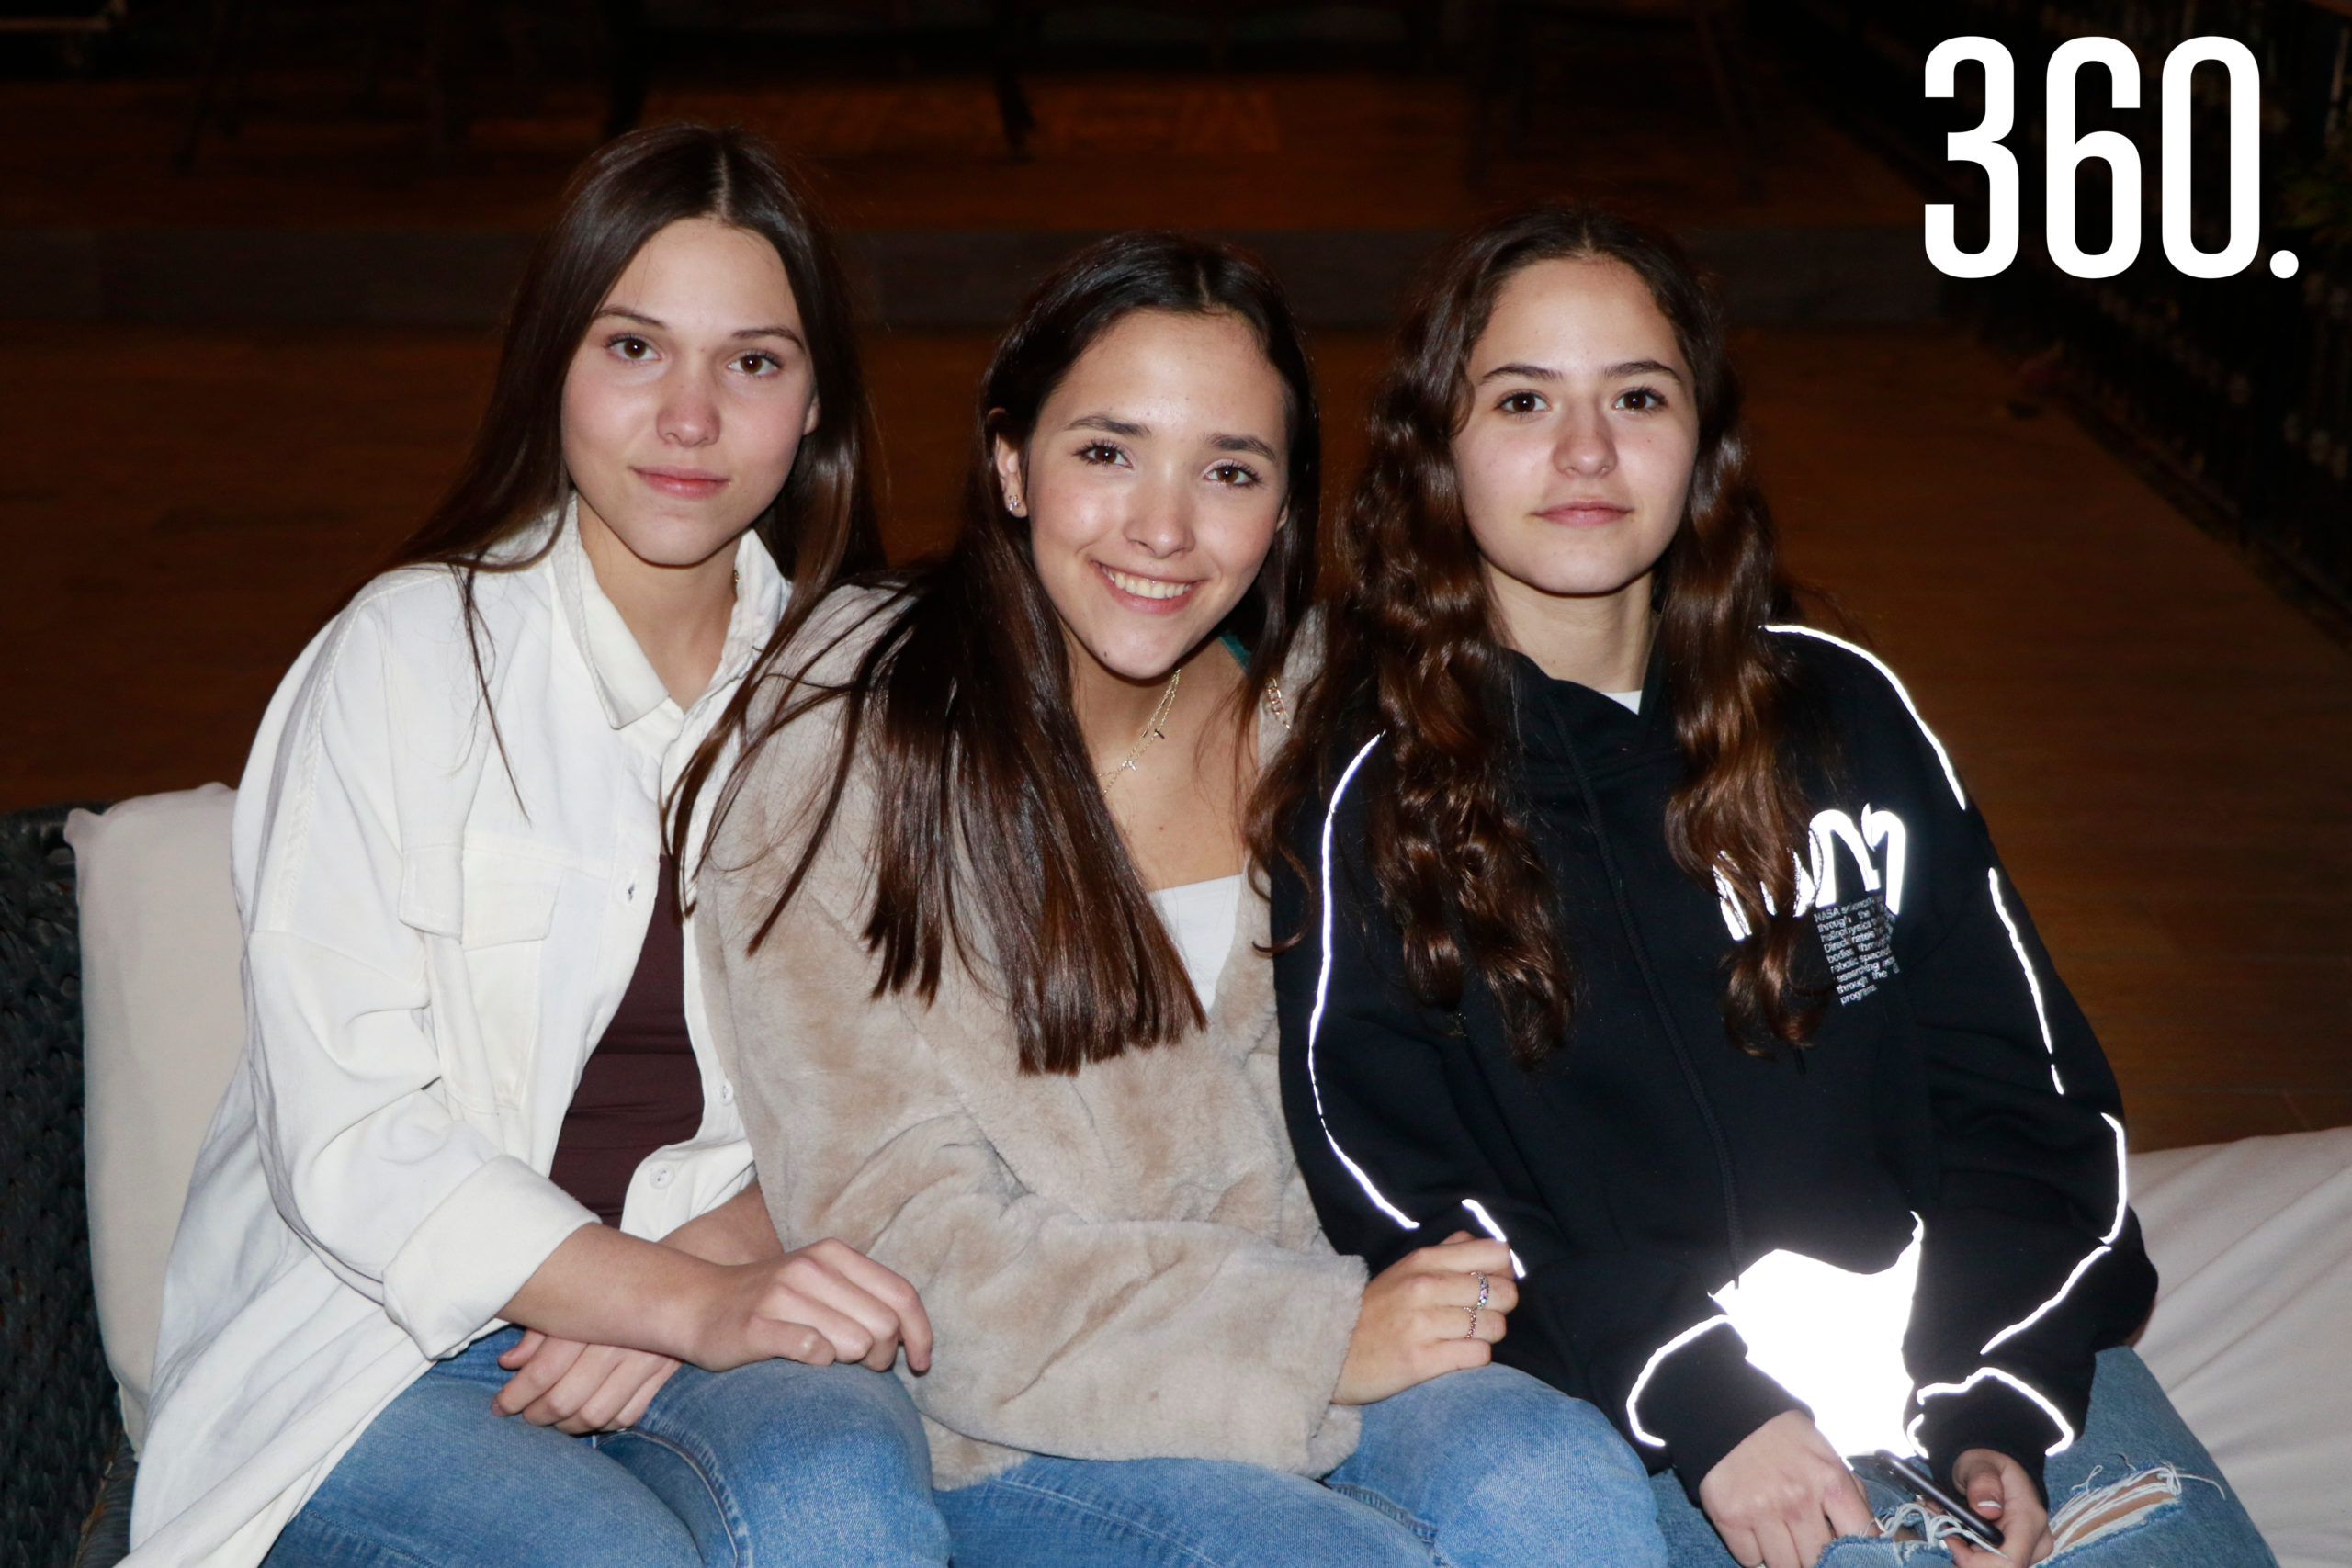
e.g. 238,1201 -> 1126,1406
551,493 -> 789,733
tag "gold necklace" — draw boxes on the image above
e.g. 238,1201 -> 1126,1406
1099,667 -> 1182,790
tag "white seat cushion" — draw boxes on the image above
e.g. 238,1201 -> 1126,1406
66,784 -> 244,1450
2131,1125 -> 2352,1568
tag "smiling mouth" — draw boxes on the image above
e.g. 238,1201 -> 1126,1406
1099,564 -> 1195,602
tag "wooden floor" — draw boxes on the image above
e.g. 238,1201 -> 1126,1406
4,317 -> 2346,1151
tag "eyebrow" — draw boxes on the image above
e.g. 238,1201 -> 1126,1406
1476,361 -> 1560,384
1067,413 -> 1148,438
1066,413 -> 1278,461
1474,358 -> 1687,385
593,307 -> 806,344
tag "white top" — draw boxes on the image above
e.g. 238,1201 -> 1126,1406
129,502 -> 785,1568
1605,689 -> 1642,714
1148,874 -> 1245,1010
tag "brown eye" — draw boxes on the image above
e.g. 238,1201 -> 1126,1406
611,336 -> 652,361
1499,390 -> 1544,414
1616,387 -> 1667,412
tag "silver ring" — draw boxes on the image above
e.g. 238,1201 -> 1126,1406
1471,1270 -> 1490,1313
1462,1305 -> 1481,1339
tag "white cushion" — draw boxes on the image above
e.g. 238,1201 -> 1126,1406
66,784 -> 244,1450
2131,1126 -> 2352,1568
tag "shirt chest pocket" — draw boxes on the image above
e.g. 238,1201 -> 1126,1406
460,862 -> 563,949
455,850 -> 568,1105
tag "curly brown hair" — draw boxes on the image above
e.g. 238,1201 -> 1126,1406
1253,203 -> 1820,1065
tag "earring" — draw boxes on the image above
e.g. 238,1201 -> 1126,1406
1005,490 -> 1025,516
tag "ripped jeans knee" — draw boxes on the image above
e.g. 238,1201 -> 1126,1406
1653,1348 -> 2275,1568
2042,1461 -> 2220,1558
1812,1460 -> 2222,1568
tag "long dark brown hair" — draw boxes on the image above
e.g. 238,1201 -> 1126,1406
1255,203 -> 1818,1066
688,231 -> 1319,1077
386,123 -> 881,771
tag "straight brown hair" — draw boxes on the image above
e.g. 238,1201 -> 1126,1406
385,123 -> 882,790
1255,203 -> 1820,1065
687,231 -> 1319,1076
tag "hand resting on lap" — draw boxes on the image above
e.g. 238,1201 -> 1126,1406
493,1181 -> 931,1433
1335,1232 -> 1518,1406
1699,1410 -> 1877,1568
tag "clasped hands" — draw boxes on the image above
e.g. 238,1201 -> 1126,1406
492,1194 -> 932,1437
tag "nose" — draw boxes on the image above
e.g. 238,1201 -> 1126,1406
658,363 -> 720,449
1121,471 -> 1197,560
1553,400 -> 1617,479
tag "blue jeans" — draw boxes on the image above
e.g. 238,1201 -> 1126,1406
265,1326 -> 951,1567
1649,1348 -> 2277,1567
937,1363 -> 1666,1567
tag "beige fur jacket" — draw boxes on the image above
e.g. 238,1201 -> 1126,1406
695,586 -> 1367,1490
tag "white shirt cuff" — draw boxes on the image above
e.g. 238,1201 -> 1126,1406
381,1153 -> 599,1357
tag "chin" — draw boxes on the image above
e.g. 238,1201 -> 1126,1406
1083,630 -> 1195,684
622,520 -> 752,569
1098,651 -> 1188,684
1498,556 -> 1651,601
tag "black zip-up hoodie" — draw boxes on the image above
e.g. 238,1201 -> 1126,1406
1272,627 -> 2155,1503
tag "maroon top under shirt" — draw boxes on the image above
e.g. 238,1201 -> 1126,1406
548,852 -> 704,1227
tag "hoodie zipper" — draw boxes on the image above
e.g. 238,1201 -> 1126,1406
1555,711 -> 1749,1273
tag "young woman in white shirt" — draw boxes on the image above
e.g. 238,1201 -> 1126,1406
129,127 -> 952,1568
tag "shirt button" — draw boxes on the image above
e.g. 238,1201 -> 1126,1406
719,1080 -> 734,1104
649,1165 -> 673,1189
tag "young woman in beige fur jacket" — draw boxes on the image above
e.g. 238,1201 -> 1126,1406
683,232 -> 1668,1568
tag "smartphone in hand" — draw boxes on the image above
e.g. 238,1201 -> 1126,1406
1849,1450 -> 2006,1553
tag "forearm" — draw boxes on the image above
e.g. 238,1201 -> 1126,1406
661,1179 -> 784,1265
500,1223 -> 722,1360
1905,1207 -> 2152,1495
493,1185 -> 782,1359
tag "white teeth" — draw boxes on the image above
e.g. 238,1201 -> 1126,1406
1103,567 -> 1191,601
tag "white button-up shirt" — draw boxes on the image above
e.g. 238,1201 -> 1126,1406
129,502 -> 785,1567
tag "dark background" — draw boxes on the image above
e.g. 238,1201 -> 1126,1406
3,0 -> 2348,1152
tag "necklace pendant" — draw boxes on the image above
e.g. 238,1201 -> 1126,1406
1099,664 -> 1183,794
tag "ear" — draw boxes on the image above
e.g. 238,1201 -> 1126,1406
990,426 -> 1026,516
801,392 -> 821,437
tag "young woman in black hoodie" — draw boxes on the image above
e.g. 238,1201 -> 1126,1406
1261,206 -> 2276,1568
